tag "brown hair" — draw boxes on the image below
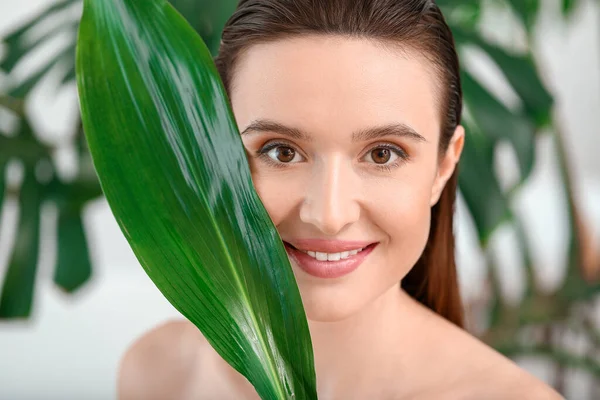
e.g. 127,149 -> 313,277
215,0 -> 464,328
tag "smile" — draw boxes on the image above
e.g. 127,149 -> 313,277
297,247 -> 367,261
283,241 -> 378,279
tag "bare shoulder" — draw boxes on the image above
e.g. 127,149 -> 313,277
463,339 -> 564,399
117,319 -> 260,400
417,309 -> 564,400
117,319 -> 207,400
453,356 -> 565,400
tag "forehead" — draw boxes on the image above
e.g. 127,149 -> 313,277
230,35 -> 441,141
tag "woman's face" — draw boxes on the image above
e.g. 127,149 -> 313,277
230,36 -> 464,322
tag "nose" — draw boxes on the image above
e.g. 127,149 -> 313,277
299,155 -> 361,235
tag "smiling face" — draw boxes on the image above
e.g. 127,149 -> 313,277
230,35 -> 464,322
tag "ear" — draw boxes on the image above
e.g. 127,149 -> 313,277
430,125 -> 465,207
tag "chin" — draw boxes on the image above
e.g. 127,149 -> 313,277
296,281 -> 369,322
305,304 -> 358,322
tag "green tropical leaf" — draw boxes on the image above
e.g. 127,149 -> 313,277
0,0 -> 79,73
0,0 -> 239,96
458,121 -> 511,244
0,160 -> 6,206
76,0 -> 317,399
438,0 -> 482,30
168,0 -> 239,56
0,168 -> 42,318
0,127 -> 50,161
61,62 -> 77,85
461,71 -> 536,182
484,252 -> 506,329
561,0 -> 578,17
452,27 -> 553,128
0,95 -> 24,115
54,205 -> 92,292
505,0 -> 540,32
8,43 -> 76,98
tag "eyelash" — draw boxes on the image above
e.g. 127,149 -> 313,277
256,141 -> 301,169
255,141 -> 410,171
366,143 -> 409,172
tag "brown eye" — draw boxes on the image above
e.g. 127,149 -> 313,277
276,147 -> 296,162
362,144 -> 406,169
371,148 -> 391,164
261,143 -> 304,164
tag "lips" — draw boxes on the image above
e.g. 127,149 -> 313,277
283,240 -> 378,279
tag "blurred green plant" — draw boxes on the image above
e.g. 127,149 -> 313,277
0,0 -> 238,317
438,0 -> 600,393
1,0 -> 599,395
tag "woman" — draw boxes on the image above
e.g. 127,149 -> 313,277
118,0 -> 563,399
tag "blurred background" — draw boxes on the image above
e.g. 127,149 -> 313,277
0,0 -> 599,399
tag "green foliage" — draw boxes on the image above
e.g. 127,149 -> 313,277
0,0 -> 236,318
0,166 -> 42,317
505,0 -> 540,32
457,120 -> 511,246
75,0 -> 316,397
168,0 -> 238,56
1,0 -> 599,394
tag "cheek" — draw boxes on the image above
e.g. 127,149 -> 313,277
388,193 -> 431,268
374,172 -> 435,276
249,169 -> 304,225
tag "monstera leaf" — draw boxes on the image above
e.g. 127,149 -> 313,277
75,0 -> 317,399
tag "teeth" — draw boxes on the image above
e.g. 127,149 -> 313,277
327,253 -> 341,261
300,247 -> 367,261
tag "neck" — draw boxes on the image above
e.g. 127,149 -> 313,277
306,286 -> 426,397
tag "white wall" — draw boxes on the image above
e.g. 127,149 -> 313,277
0,0 -> 599,399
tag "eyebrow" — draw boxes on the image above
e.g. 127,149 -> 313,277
240,118 -> 427,143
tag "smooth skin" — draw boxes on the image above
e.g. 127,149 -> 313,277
118,36 -> 563,399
